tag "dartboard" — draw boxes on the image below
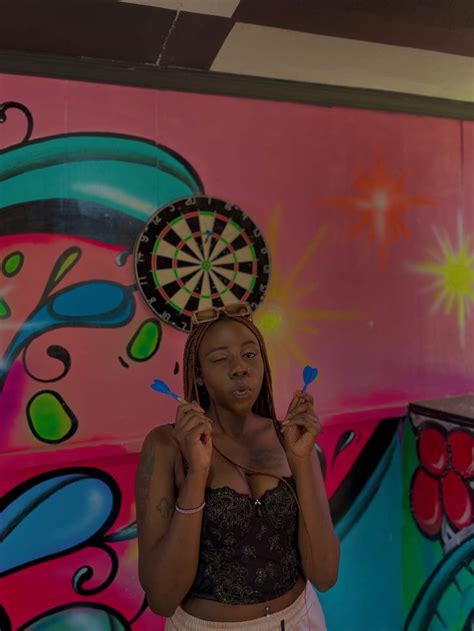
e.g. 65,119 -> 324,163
134,196 -> 271,332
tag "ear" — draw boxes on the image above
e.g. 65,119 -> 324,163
196,365 -> 204,386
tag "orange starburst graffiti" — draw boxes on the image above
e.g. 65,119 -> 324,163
321,153 -> 436,266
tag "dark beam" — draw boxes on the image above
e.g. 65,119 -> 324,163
1,49 -> 473,120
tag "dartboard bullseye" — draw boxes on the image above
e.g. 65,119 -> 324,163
134,196 -> 271,332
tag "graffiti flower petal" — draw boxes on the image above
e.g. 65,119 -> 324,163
441,470 -> 473,531
448,430 -> 474,479
418,426 -> 448,476
411,468 -> 442,537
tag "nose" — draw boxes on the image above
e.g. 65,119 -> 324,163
229,356 -> 249,378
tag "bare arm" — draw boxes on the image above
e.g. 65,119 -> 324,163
282,392 -> 340,591
289,450 -> 340,591
135,406 -> 212,616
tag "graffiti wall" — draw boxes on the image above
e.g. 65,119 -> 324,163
0,73 -> 472,630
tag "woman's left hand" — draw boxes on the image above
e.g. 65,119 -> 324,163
281,391 -> 321,459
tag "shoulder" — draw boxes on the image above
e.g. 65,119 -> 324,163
139,424 -> 177,460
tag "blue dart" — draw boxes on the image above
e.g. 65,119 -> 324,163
302,366 -> 319,392
151,379 -> 184,402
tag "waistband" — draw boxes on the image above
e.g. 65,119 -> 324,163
164,582 -> 326,630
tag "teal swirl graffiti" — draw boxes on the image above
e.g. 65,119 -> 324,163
405,536 -> 474,631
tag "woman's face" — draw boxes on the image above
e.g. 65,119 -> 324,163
197,319 -> 265,415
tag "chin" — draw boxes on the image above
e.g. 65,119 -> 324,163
229,395 -> 258,414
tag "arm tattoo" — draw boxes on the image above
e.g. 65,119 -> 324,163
136,440 -> 156,519
156,497 -> 173,519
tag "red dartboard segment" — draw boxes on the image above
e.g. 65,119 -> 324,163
134,196 -> 271,332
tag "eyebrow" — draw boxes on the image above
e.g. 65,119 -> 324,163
205,340 -> 258,357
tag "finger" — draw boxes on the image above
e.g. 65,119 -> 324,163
178,406 -> 207,425
287,390 -> 314,415
175,421 -> 209,448
286,400 -> 314,419
285,412 -> 320,426
179,413 -> 212,435
281,417 -> 319,435
179,399 -> 205,411
286,393 -> 301,416
294,390 -> 313,400
176,401 -> 205,424
174,416 -> 208,443
187,421 -> 213,444
294,390 -> 314,405
178,401 -> 205,415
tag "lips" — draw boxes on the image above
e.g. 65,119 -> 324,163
232,384 -> 252,398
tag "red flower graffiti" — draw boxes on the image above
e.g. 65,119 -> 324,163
411,425 -> 474,538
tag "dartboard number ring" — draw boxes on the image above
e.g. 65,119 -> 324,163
134,196 -> 271,332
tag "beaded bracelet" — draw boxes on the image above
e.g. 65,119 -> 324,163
175,500 -> 206,514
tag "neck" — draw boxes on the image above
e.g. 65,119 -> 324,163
207,402 -> 256,439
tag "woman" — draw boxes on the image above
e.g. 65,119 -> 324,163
136,303 -> 339,630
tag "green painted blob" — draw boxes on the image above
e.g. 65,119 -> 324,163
27,391 -> 77,443
0,298 -> 11,318
2,251 -> 24,277
128,318 -> 162,362
402,420 -> 426,613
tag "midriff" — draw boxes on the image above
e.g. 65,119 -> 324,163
181,576 -> 306,622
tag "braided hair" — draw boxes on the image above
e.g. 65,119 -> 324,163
183,315 -> 277,422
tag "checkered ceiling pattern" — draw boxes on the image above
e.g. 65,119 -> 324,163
1,1 -> 473,100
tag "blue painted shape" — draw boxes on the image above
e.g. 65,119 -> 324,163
0,281 -> 135,393
0,473 -> 114,575
51,282 -> 130,319
319,434 -> 402,631
22,606 -> 127,631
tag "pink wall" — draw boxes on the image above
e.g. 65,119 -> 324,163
0,73 -> 472,630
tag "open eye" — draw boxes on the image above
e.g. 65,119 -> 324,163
243,351 -> 257,359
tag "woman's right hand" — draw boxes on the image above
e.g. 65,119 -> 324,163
173,401 -> 213,474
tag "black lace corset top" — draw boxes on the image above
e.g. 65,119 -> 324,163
187,476 -> 303,605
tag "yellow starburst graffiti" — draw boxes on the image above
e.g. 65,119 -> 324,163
255,204 -> 363,376
413,214 -> 474,347
321,153 -> 436,266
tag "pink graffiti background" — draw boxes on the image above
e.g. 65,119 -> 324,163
0,73 -> 472,630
